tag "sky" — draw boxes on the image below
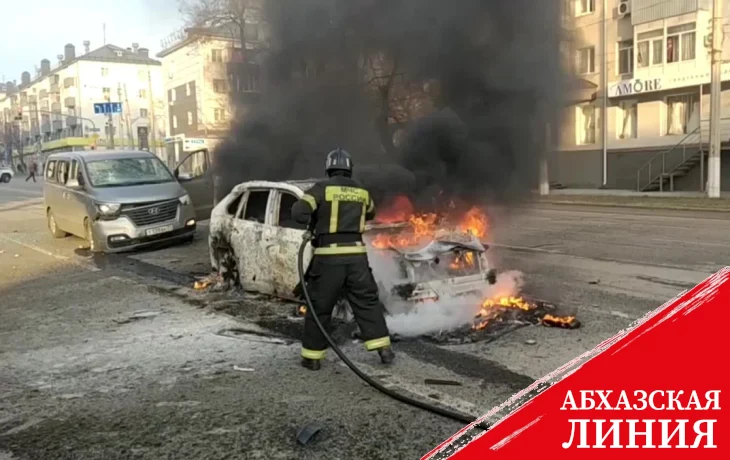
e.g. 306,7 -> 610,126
1,0 -> 183,83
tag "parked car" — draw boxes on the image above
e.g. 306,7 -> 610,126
0,165 -> 13,183
207,180 -> 497,311
43,150 -> 198,253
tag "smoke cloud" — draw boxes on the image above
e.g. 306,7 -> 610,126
214,0 -> 567,209
384,270 -> 525,337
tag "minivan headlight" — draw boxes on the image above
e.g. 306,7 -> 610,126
95,202 -> 121,216
179,194 -> 192,206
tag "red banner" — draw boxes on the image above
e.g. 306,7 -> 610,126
424,267 -> 730,459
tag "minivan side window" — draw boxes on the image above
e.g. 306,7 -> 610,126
56,160 -> 69,185
69,160 -> 79,184
46,160 -> 57,181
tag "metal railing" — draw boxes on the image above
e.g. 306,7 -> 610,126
636,124 -> 703,191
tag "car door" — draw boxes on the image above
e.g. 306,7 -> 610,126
51,158 -> 74,230
261,188 -> 313,300
230,187 -> 276,294
63,157 -> 91,236
175,149 -> 214,221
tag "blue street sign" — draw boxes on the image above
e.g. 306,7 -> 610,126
93,102 -> 123,115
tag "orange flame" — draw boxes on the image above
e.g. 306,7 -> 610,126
371,199 -> 489,251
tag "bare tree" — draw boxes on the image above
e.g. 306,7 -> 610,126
178,0 -> 264,48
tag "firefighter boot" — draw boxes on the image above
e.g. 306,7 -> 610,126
378,346 -> 395,365
301,358 -> 322,371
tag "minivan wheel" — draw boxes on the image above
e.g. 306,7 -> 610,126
47,210 -> 68,238
84,218 -> 100,253
0,174 -> 11,183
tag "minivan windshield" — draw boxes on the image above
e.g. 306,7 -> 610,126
84,157 -> 174,188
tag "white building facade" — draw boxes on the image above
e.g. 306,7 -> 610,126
556,0 -> 730,191
0,43 -> 167,165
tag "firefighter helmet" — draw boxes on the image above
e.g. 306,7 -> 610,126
325,148 -> 353,175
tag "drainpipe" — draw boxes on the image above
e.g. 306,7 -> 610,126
602,0 -> 609,187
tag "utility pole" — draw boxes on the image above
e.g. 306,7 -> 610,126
601,0 -> 608,186
117,84 -> 125,148
123,84 -> 134,147
103,23 -> 106,45
147,68 -> 158,157
708,0 -> 723,198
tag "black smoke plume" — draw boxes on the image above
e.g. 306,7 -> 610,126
214,0 -> 567,212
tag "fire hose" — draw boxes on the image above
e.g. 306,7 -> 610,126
297,234 -> 490,430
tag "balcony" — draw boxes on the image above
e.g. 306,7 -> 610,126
51,102 -> 61,112
41,122 -> 52,133
50,83 -> 59,93
40,102 -> 49,111
66,116 -> 78,127
63,77 -> 75,88
632,0 -> 702,25
29,95 -> 37,104
52,120 -> 63,131
64,97 -> 76,108
39,89 -> 48,99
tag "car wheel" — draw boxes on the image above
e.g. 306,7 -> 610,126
0,173 -> 11,183
84,218 -> 100,253
47,210 -> 68,238
181,234 -> 195,244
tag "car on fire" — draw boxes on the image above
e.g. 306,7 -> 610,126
207,179 -> 497,311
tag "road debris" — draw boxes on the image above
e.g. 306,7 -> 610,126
424,379 -> 462,386
233,366 -> 254,372
296,423 -> 323,446
113,310 -> 161,325
525,339 -> 537,345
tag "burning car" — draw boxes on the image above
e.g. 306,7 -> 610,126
206,180 -> 497,309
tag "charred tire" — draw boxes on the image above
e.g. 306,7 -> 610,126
0,173 -> 11,183
84,218 -> 101,253
47,210 -> 68,238
213,243 -> 240,287
487,269 -> 497,285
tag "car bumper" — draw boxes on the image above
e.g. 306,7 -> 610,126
92,205 -> 197,253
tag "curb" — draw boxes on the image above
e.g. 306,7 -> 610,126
536,200 -> 730,213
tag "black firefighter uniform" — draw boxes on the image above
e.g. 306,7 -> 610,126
291,175 -> 392,361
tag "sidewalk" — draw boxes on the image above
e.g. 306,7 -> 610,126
533,189 -> 730,212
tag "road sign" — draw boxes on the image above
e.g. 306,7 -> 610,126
93,102 -> 123,115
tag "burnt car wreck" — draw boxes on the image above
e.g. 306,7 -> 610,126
205,180 -> 497,313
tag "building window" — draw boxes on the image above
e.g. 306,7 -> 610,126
173,115 -> 178,129
666,94 -> 699,135
618,40 -> 633,75
187,111 -> 193,125
244,20 -> 259,41
667,23 -> 696,63
169,88 -> 176,102
140,108 -> 148,118
211,49 -> 224,62
186,82 -> 192,96
637,29 -> 663,68
576,47 -> 595,75
102,87 -> 111,101
213,79 -> 227,93
576,0 -> 594,15
138,89 -> 147,98
576,104 -> 597,145
101,67 -> 109,76
617,100 -> 637,139
214,108 -> 226,122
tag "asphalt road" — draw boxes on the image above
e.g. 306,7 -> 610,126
1,187 -> 728,459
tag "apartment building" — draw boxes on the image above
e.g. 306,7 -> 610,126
556,0 -> 730,191
157,12 -> 266,169
0,42 -> 167,165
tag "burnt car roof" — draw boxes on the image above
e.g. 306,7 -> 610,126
284,179 -> 322,191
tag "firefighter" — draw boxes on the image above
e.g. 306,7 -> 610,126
291,148 -> 395,371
